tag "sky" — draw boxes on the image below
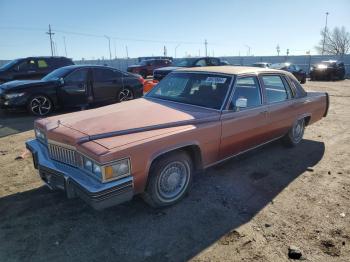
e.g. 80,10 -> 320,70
0,0 -> 349,60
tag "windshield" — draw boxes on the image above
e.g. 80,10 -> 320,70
147,72 -> 232,110
171,58 -> 197,67
0,59 -> 19,70
42,67 -> 73,81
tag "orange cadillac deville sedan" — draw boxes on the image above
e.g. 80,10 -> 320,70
26,66 -> 329,210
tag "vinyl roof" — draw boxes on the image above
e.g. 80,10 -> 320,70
177,66 -> 286,75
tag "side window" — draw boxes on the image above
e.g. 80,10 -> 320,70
65,69 -> 88,83
294,65 -> 301,71
38,59 -> 48,69
93,68 -> 116,82
195,59 -> 207,67
17,59 -> 37,71
262,75 -> 290,103
230,76 -> 261,110
209,58 -> 220,66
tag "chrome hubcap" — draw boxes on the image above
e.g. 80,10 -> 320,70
292,120 -> 304,143
119,89 -> 134,101
157,161 -> 189,201
31,96 -> 51,116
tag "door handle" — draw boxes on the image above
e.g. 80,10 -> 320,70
303,99 -> 311,104
260,110 -> 268,114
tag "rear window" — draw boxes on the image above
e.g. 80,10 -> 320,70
147,72 -> 232,109
262,75 -> 290,103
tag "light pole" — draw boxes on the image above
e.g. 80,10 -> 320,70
175,44 -> 181,58
104,35 -> 112,60
276,44 -> 280,56
321,12 -> 329,55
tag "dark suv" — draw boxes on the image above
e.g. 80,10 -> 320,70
270,62 -> 307,84
310,60 -> 345,81
0,56 -> 74,84
153,57 -> 222,81
127,59 -> 171,78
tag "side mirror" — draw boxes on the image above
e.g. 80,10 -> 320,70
59,77 -> 65,85
235,98 -> 248,111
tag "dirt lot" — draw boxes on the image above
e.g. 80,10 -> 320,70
0,80 -> 349,262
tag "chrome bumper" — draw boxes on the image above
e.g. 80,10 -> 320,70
26,139 -> 134,210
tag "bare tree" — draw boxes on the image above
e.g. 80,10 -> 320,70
315,26 -> 350,56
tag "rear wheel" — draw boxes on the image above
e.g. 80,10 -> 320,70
27,95 -> 53,116
282,118 -> 305,147
117,88 -> 134,102
143,151 -> 193,208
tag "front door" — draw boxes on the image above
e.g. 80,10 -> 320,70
219,76 -> 269,159
59,68 -> 89,107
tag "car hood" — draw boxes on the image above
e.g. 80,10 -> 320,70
38,98 -> 220,151
127,65 -> 141,68
0,79 -> 51,91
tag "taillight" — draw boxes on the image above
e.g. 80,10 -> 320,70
138,76 -> 145,85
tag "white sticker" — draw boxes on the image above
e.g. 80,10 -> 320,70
205,77 -> 227,84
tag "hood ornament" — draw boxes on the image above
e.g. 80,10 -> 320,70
46,120 -> 61,131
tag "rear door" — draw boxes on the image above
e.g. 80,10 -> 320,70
92,68 -> 123,102
260,74 -> 296,140
59,68 -> 89,107
219,76 -> 269,158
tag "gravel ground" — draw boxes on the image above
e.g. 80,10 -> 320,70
0,80 -> 349,262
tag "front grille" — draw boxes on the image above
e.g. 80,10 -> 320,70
48,143 -> 80,167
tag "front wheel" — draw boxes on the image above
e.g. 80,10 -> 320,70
143,151 -> 193,208
27,95 -> 53,116
117,88 -> 134,102
282,118 -> 305,147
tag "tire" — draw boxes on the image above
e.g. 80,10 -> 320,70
142,151 -> 193,208
27,95 -> 53,116
282,118 -> 305,147
117,88 -> 134,102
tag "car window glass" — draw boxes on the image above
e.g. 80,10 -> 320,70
195,59 -> 207,67
38,59 -> 48,68
209,58 -> 220,66
262,75 -> 289,103
65,69 -> 88,83
148,73 -> 231,110
93,68 -> 116,82
294,65 -> 300,71
18,59 -> 37,71
230,77 -> 261,110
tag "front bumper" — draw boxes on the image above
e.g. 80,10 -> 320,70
0,93 -> 28,109
26,139 -> 134,210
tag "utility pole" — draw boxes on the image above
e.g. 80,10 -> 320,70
63,36 -> 67,57
286,48 -> 290,56
245,45 -> 251,56
321,12 -> 329,55
163,45 -> 167,56
46,24 -> 55,56
204,39 -> 208,56
276,44 -> 280,56
114,40 -> 117,59
175,44 -> 181,58
125,45 -> 129,59
104,35 -> 112,60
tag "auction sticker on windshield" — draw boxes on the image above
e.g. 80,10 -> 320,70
205,77 -> 227,84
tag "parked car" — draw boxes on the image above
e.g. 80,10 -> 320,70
153,57 -> 222,80
127,59 -> 172,78
143,79 -> 158,93
270,63 -> 307,84
26,66 -> 329,210
0,65 -> 143,116
251,62 -> 271,68
0,56 -> 74,84
310,60 -> 345,81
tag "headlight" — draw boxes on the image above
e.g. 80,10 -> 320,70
4,92 -> 25,99
80,155 -> 130,182
103,158 -> 131,181
317,64 -> 327,69
81,156 -> 103,180
35,127 -> 46,143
